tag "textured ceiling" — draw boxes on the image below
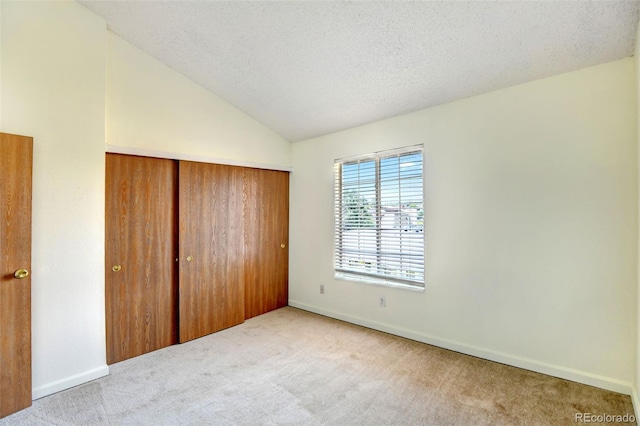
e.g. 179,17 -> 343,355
80,1 -> 640,142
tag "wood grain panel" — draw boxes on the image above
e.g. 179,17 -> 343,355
0,133 -> 33,418
179,161 -> 245,343
105,154 -> 178,365
244,169 -> 289,319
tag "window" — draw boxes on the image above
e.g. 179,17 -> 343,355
334,145 -> 424,289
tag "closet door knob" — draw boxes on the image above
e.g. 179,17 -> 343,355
187,255 -> 193,262
280,243 -> 286,249
14,269 -> 29,279
112,265 -> 121,272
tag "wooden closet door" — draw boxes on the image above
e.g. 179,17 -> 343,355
105,154 -> 178,364
0,133 -> 33,418
179,161 -> 245,343
244,169 -> 289,319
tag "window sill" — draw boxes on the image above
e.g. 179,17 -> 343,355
334,272 -> 425,292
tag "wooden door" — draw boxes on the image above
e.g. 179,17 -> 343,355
0,133 -> 33,418
179,161 -> 245,342
244,169 -> 289,319
105,154 -> 178,364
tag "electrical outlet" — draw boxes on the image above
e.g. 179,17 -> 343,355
379,295 -> 386,308
320,284 -> 325,294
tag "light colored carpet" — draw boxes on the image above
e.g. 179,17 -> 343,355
1,307 -> 635,425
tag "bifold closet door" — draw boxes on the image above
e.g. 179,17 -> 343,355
178,161 -> 245,343
105,154 -> 178,365
244,169 -> 289,319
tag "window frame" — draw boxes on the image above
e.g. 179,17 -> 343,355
334,145 -> 425,290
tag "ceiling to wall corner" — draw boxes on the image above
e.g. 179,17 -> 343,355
79,1 -> 640,142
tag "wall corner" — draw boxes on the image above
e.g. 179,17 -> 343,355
635,14 -> 640,409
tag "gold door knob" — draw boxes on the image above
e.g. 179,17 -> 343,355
280,243 -> 286,249
112,265 -> 121,272
14,269 -> 29,279
187,255 -> 193,262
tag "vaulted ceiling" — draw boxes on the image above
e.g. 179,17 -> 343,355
79,1 -> 640,142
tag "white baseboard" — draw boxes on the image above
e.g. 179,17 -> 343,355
32,365 -> 110,400
288,300 -> 633,396
632,387 -> 639,420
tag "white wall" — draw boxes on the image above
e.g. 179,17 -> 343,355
634,18 -> 640,415
0,3 -> 3,122
1,1 -> 108,398
106,32 -> 291,169
290,58 -> 638,393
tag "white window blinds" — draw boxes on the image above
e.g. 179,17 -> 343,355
334,145 -> 424,288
